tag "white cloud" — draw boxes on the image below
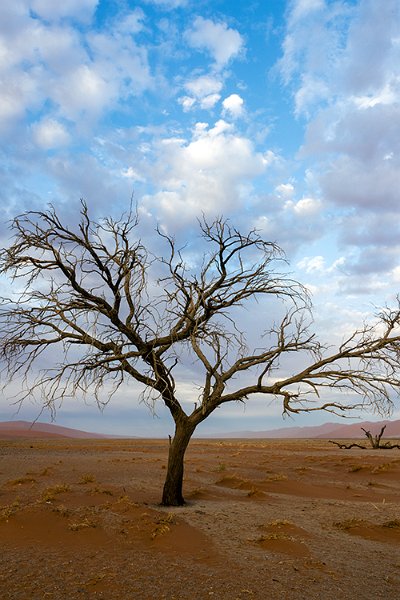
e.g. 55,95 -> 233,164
297,255 -> 325,273
32,118 -> 71,149
185,74 -> 222,98
289,0 -> 324,25
121,166 -> 145,182
179,74 -> 223,112
275,183 -> 295,199
179,96 -> 196,112
0,70 -> 43,131
294,74 -> 329,116
30,0 -> 98,23
52,65 -> 115,120
143,120 -> 269,224
339,0 -> 400,96
199,93 -> 221,109
279,0 -> 400,272
142,0 -> 188,7
185,17 -> 244,68
320,156 -> 400,212
352,82 -> 398,109
0,5 -> 152,132
286,197 -> 321,216
222,94 -> 244,118
391,266 -> 400,283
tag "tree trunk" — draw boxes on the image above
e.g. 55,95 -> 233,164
161,418 -> 196,506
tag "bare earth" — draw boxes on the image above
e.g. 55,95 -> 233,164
0,438 -> 399,599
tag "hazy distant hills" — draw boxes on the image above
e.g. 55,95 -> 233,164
0,420 -> 124,439
1,418 -> 399,439
204,419 -> 400,439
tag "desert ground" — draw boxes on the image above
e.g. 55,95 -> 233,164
0,437 -> 399,599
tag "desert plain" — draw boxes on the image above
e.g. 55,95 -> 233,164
0,436 -> 399,599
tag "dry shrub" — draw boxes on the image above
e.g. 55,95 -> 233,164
69,517 -> 97,531
382,519 -> 400,529
52,504 -> 70,517
372,463 -> 392,474
0,500 -> 20,521
266,519 -> 294,527
334,518 -> 366,530
8,476 -> 37,486
41,484 -> 70,502
79,474 -> 96,484
265,473 -> 288,482
151,513 -> 175,539
256,533 -> 297,543
348,465 -> 364,473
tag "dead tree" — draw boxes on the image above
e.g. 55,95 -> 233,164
362,425 -> 388,449
2,202 -> 400,505
330,425 -> 400,450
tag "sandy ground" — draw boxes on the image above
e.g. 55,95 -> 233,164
0,437 -> 399,600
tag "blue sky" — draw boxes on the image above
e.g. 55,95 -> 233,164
1,0 -> 400,436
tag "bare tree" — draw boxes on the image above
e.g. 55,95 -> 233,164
330,425 -> 400,449
1,203 -> 400,505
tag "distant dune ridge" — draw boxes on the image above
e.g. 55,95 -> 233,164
0,420 -> 124,439
204,419 -> 400,439
0,419 -> 399,439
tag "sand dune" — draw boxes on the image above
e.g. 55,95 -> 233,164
0,420 -> 123,439
206,418 -> 400,439
1,418 -> 399,440
1,437 -> 399,599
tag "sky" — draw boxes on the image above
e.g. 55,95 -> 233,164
1,0 -> 400,436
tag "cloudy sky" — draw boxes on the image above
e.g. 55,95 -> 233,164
1,0 -> 400,436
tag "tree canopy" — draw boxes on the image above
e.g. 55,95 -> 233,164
1,203 -> 400,504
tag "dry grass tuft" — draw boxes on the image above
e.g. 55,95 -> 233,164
151,513 -> 175,539
382,519 -> 400,529
79,474 -> 96,484
266,519 -> 293,527
372,463 -> 392,474
334,518 -> 365,530
265,473 -> 288,482
8,476 -> 37,486
256,533 -> 297,543
0,500 -> 20,521
41,484 -> 70,502
52,504 -> 70,517
68,517 -> 97,531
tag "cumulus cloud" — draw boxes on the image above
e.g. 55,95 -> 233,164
297,255 -> 346,275
251,176 -> 329,259
289,0 -> 325,24
185,74 -> 223,97
0,4 -> 152,132
285,196 -> 322,217
185,17 -> 244,68
53,65 -> 116,120
222,94 -> 244,119
278,0 -> 400,284
179,74 -> 223,111
143,120 -> 269,225
275,183 -> 295,199
297,255 -> 325,273
339,0 -> 400,96
30,0 -> 98,23
32,118 -> 71,149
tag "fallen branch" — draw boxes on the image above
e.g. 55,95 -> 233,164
329,441 -> 366,449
